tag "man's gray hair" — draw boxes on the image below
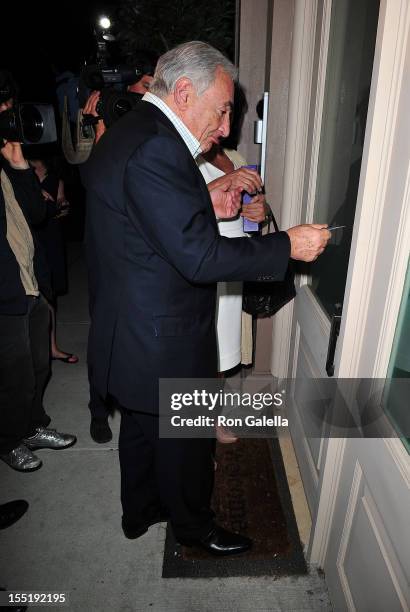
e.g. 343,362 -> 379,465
149,41 -> 237,98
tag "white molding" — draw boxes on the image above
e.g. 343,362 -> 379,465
271,0 -> 319,379
271,301 -> 295,378
373,160 -> 410,377
305,0 -> 332,224
361,492 -> 410,612
336,459 -> 362,612
298,428 -> 320,489
291,321 -> 301,378
296,285 -> 331,374
309,437 -> 347,565
281,0 -> 318,229
384,438 -> 410,489
316,434 -> 326,472
290,409 -> 319,516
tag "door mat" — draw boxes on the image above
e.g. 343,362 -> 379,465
162,438 -> 307,578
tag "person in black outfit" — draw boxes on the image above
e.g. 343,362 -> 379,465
28,155 -> 79,364
0,70 -> 76,471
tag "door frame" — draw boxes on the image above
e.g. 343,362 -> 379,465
270,0 -> 410,565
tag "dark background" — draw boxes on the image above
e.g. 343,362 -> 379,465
2,0 -> 236,102
1,0 -> 236,239
2,1 -> 102,102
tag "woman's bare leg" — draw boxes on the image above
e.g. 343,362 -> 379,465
48,301 -> 79,363
215,371 -> 238,444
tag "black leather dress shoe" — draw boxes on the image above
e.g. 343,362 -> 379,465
122,512 -> 169,539
0,500 -> 29,530
180,525 -> 252,556
90,418 -> 112,444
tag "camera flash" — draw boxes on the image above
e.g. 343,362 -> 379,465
99,16 -> 111,29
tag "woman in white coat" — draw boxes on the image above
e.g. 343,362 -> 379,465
197,145 -> 268,442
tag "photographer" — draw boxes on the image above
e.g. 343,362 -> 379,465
80,52 -> 158,443
0,70 -> 76,471
81,50 -> 158,144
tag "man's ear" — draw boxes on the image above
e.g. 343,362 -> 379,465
173,77 -> 195,110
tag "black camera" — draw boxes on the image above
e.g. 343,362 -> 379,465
0,103 -> 57,145
81,64 -> 143,91
79,16 -> 157,130
79,64 -> 142,128
0,69 -> 57,145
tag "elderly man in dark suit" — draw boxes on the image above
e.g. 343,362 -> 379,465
84,41 -> 329,555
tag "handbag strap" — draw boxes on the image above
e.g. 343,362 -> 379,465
266,209 -> 280,234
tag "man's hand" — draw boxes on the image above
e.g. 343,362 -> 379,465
82,91 -> 106,143
209,182 -> 242,219
1,140 -> 29,169
286,224 -> 331,262
82,90 -> 101,117
207,167 -> 262,194
241,193 -> 267,223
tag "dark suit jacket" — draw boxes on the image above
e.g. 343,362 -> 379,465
83,100 -> 290,412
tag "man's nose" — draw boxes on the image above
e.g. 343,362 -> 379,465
219,114 -> 230,138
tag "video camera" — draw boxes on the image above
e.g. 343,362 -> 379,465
0,70 -> 57,145
79,16 -> 155,129
0,104 -> 57,145
79,65 -> 143,129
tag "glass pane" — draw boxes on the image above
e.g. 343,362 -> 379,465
385,259 -> 410,453
310,0 -> 380,317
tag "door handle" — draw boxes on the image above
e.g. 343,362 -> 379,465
326,306 -> 342,376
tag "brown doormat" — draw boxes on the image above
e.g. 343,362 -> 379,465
162,438 -> 307,578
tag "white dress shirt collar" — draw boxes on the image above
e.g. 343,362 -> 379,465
142,92 -> 202,159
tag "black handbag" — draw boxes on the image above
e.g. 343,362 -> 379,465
242,214 -> 296,317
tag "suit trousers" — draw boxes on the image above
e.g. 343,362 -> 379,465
88,376 -> 111,420
88,345 -> 112,419
119,405 -> 216,541
0,296 -> 51,453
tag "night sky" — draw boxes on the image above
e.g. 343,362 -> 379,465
3,0 -> 236,105
2,0 -> 109,101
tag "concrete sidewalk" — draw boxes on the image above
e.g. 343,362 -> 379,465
0,244 -> 332,612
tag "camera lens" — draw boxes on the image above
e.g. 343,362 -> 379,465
20,105 -> 44,143
100,89 -> 138,127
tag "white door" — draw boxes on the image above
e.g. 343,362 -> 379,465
275,0 -> 381,521
271,0 -> 410,608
